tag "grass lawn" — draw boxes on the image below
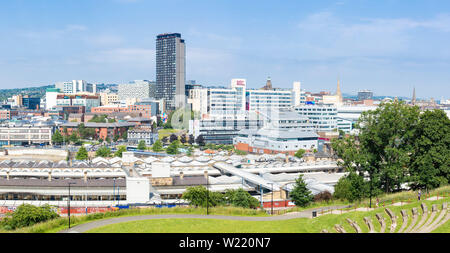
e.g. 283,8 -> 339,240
86,218 -> 317,233
158,129 -> 183,139
85,198 -> 449,233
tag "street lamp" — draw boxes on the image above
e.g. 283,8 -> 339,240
206,174 -> 209,216
67,182 -> 76,229
269,183 -> 274,215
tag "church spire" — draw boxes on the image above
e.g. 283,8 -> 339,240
412,87 -> 416,105
336,79 -> 343,104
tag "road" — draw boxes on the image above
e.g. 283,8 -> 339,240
59,205 -> 350,233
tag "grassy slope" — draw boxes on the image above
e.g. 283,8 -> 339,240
0,206 -> 267,233
86,198 -> 449,233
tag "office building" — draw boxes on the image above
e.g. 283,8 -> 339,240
358,90 -> 373,101
155,33 -> 186,111
118,80 -> 154,101
55,80 -> 96,94
294,104 -> 338,132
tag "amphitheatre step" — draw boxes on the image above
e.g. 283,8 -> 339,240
346,218 -> 362,233
424,202 -> 448,233
385,208 -> 397,233
404,207 -> 419,233
375,213 -> 386,233
398,210 -> 409,233
411,203 -> 430,233
417,204 -> 438,233
364,217 -> 376,233
334,224 -> 347,233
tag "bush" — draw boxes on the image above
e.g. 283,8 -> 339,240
314,191 -> 333,203
2,204 -> 58,230
333,172 -> 369,202
224,189 -> 260,209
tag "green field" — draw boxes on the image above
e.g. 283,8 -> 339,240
85,198 -> 449,233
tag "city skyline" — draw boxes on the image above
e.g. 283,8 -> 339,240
0,1 -> 449,99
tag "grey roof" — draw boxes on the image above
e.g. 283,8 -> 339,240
0,178 -> 126,187
61,122 -> 136,128
238,128 -> 319,139
172,176 -> 207,186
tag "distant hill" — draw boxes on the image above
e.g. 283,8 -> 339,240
0,85 -> 54,102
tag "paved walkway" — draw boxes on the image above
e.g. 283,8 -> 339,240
59,205 -> 351,233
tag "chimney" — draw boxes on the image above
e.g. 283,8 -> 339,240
285,154 -> 289,163
48,172 -> 52,182
180,171 -> 184,180
129,169 -> 133,177
84,171 -> 88,183
6,171 -> 9,180
204,170 -> 208,179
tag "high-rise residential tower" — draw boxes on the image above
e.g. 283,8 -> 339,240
155,33 -> 186,111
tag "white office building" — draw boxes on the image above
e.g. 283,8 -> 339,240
294,104 -> 338,132
118,80 -> 154,101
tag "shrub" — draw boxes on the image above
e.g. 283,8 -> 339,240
314,191 -> 333,203
2,204 -> 58,230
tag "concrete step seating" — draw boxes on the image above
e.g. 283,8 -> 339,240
325,202 -> 448,233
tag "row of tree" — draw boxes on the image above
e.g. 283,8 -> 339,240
332,101 -> 449,203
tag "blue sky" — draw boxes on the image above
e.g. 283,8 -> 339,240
0,0 -> 449,99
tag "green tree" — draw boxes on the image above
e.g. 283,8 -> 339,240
186,146 -> 194,156
333,172 -> 369,202
289,175 -> 314,207
195,135 -> 205,146
294,149 -> 306,158
224,189 -> 260,209
2,204 -> 58,230
69,132 -> 80,144
75,146 -> 89,160
409,109 -> 450,190
152,140 -> 163,152
357,101 -> 420,193
52,130 -> 63,145
181,186 -> 224,208
96,146 -> 111,158
114,146 -> 127,157
137,140 -> 147,151
166,140 -> 180,155
180,134 -> 187,144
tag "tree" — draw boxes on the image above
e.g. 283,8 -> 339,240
105,137 -> 111,144
186,146 -> 194,156
1,204 -> 58,230
162,136 -> 169,144
224,189 -> 260,209
195,135 -> 205,146
181,186 -> 224,208
69,132 -> 80,144
96,146 -> 111,158
113,134 -> 120,142
152,122 -> 157,133
409,109 -> 450,191
332,101 -> 421,208
76,146 -> 89,160
115,146 -> 127,157
333,172 -> 369,202
166,140 -> 180,155
294,149 -> 305,158
152,140 -> 163,152
357,101 -> 420,193
52,130 -> 63,145
137,140 -> 147,151
169,134 -> 178,143
289,175 -> 314,207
